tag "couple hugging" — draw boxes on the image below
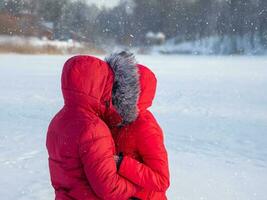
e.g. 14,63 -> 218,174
46,51 -> 170,200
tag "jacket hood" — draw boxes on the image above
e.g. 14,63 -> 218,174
105,51 -> 157,125
61,55 -> 114,115
137,64 -> 157,112
105,51 -> 140,125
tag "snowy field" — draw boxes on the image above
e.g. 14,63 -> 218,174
0,54 -> 267,200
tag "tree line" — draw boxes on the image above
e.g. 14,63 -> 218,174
1,0 -> 266,53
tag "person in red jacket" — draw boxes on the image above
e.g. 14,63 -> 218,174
105,52 -> 170,200
46,55 -> 141,200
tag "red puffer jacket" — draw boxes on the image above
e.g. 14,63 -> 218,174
46,55 -> 139,200
112,64 -> 170,200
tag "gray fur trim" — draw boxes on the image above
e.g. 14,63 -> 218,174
105,51 -> 140,125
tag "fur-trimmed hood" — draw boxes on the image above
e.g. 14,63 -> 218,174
105,51 -> 140,125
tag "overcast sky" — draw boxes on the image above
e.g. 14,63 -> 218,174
85,0 -> 120,8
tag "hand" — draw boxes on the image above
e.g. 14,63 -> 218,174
114,155 -> 119,164
114,153 -> 123,169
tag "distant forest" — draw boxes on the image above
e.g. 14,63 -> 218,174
0,0 -> 267,54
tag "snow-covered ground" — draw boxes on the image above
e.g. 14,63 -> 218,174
0,36 -> 83,48
152,35 -> 267,55
0,54 -> 267,200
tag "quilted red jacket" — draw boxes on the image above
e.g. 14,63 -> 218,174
46,55 -> 139,200
112,64 -> 170,200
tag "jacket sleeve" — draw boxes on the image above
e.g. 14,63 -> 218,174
79,123 -> 139,200
118,126 -> 170,192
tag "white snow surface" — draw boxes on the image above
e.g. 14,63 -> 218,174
0,54 -> 267,200
152,35 -> 267,55
0,36 -> 83,48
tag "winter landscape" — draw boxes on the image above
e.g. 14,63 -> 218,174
1,0 -> 267,199
0,54 -> 267,200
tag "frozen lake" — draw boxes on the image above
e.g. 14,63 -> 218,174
0,54 -> 267,200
